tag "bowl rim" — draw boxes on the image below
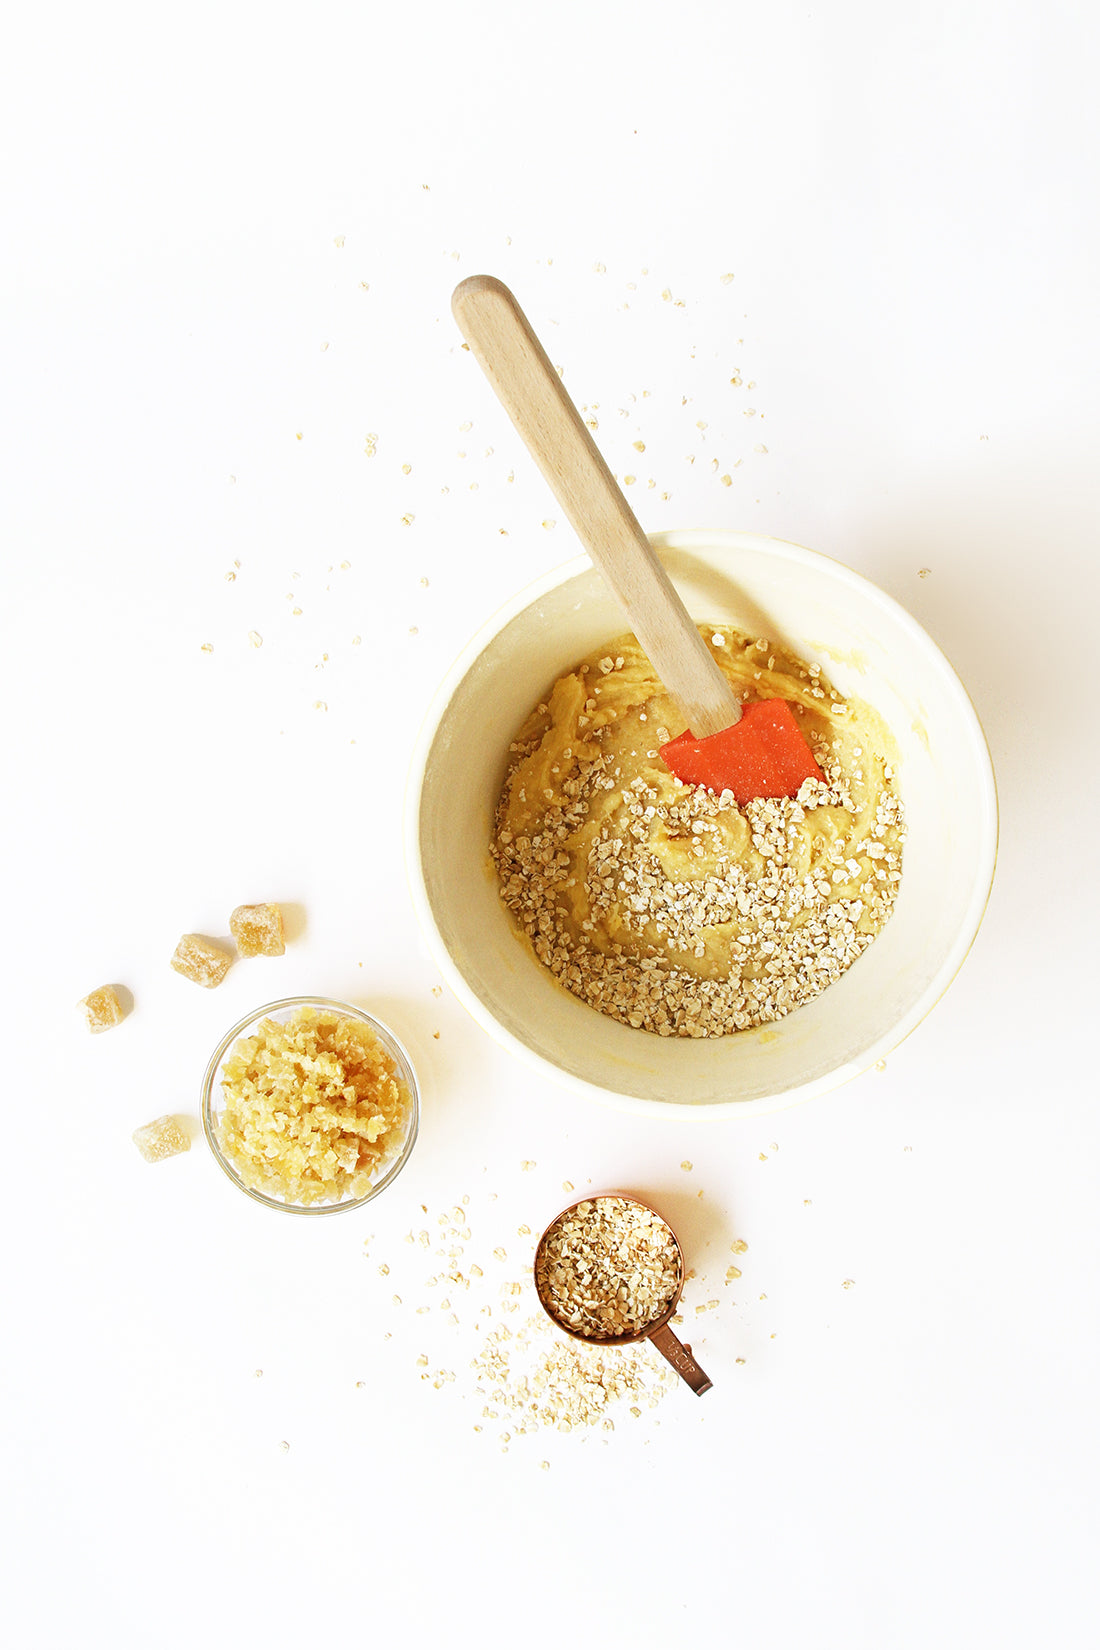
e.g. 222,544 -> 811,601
200,994 -> 420,1214
404,529 -> 999,1119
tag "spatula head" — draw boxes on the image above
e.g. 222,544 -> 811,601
660,697 -> 825,804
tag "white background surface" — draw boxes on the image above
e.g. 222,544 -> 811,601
4,3 -> 1099,1646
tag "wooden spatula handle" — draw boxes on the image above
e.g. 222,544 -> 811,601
451,275 -> 742,737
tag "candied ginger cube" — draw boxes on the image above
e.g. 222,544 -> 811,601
132,1114 -> 191,1162
80,984 -> 126,1033
229,903 -> 285,958
171,933 -> 233,987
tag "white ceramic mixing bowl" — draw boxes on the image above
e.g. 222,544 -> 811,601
405,530 -> 997,1118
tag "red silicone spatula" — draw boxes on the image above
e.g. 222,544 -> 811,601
451,276 -> 824,804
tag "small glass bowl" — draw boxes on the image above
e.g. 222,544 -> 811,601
201,995 -> 420,1216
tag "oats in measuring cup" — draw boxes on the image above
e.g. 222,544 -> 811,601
535,1196 -> 681,1340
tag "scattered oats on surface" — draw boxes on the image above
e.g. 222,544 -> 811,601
370,1187 -> 686,1452
470,1312 -> 675,1436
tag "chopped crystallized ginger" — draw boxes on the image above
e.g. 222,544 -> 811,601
213,1006 -> 412,1206
132,1115 -> 191,1162
171,933 -> 233,988
81,984 -> 125,1033
229,903 -> 285,958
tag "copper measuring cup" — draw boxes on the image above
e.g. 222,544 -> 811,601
533,1192 -> 713,1395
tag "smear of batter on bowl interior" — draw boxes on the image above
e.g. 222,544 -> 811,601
490,625 -> 904,1038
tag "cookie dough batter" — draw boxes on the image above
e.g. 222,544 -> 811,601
491,626 -> 905,1037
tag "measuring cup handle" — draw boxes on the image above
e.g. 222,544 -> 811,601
648,1322 -> 713,1395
